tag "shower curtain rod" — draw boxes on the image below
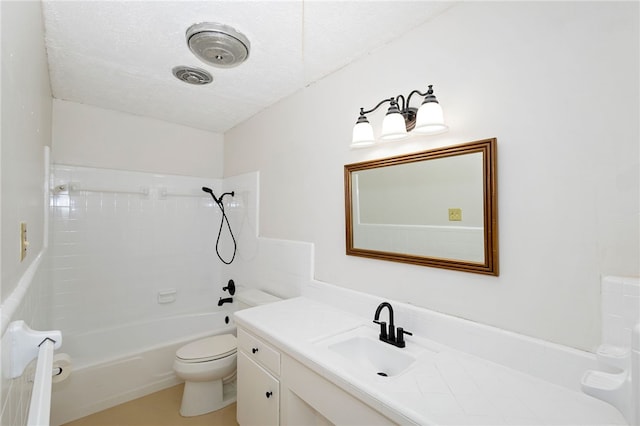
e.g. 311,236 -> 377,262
52,184 -> 150,196
51,184 -> 215,199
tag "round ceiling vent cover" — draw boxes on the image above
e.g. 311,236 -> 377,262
186,22 -> 250,68
172,66 -> 213,85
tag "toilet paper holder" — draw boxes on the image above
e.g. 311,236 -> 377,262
4,320 -> 62,379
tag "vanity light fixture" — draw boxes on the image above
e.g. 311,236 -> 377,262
351,85 -> 448,148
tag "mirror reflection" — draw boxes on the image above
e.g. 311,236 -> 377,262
344,138 -> 498,275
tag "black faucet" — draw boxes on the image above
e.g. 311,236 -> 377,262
218,297 -> 233,306
373,302 -> 412,348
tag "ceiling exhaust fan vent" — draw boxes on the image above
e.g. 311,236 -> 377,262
172,66 -> 213,85
186,22 -> 250,68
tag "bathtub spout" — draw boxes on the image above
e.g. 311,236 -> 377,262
218,297 -> 233,306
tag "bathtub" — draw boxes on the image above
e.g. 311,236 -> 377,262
50,311 -> 235,425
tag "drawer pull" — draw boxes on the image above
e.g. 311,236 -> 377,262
252,347 -> 259,354
265,391 -> 273,398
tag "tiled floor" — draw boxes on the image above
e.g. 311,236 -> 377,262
63,384 -> 238,426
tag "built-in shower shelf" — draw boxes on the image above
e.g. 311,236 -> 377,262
596,343 -> 630,370
581,370 -> 626,391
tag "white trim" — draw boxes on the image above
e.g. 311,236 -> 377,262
0,251 -> 44,337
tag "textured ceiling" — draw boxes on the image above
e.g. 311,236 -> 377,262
42,1 -> 453,133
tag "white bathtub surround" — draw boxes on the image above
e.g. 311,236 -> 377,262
50,311 -> 235,425
47,162 -> 240,423
236,297 -> 627,425
228,237 -> 314,300
224,171 -> 313,300
601,276 -> 640,350
221,171 -> 260,268
581,276 -> 640,425
49,164 -> 233,421
49,165 -> 226,335
46,168 -> 307,424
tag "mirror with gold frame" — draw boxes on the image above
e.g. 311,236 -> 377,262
344,138 -> 498,275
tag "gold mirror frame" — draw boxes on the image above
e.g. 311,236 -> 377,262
345,138 -> 498,275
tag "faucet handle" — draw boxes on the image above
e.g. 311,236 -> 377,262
388,323 -> 396,342
396,327 -> 412,347
373,320 -> 387,339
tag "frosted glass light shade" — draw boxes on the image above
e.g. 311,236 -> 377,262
351,121 -> 375,148
414,102 -> 448,135
380,112 -> 408,141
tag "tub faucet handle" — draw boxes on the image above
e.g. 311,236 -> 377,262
223,279 -> 236,295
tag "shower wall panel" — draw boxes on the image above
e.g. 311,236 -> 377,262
49,165 -> 224,335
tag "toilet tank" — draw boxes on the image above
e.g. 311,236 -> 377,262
235,289 -> 281,310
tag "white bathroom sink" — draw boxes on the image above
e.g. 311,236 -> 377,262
313,325 -> 435,377
327,335 -> 416,377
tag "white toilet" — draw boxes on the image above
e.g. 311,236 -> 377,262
173,289 -> 281,417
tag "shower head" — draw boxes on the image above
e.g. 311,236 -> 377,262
202,186 -> 219,204
201,187 -> 234,206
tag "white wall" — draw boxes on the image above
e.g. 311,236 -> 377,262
0,1 -> 53,424
1,0 -> 52,304
52,100 -> 224,179
225,2 -> 639,351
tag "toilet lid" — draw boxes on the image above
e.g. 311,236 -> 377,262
177,334 -> 237,362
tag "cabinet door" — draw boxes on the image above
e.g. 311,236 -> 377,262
237,350 -> 280,426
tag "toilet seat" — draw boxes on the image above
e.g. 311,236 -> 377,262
176,334 -> 237,363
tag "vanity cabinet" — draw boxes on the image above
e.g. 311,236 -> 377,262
237,328 -> 280,426
237,326 -> 399,425
281,354 -> 398,425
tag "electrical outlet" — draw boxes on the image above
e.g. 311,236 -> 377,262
448,208 -> 462,221
20,222 -> 29,261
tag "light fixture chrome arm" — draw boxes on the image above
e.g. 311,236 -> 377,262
352,97 -> 398,148
350,85 -> 448,149
358,97 -> 396,117
395,85 -> 441,131
403,86 -> 437,109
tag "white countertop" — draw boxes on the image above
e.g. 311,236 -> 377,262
235,297 -> 627,425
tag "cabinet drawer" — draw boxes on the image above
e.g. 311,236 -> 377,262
238,327 -> 281,375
